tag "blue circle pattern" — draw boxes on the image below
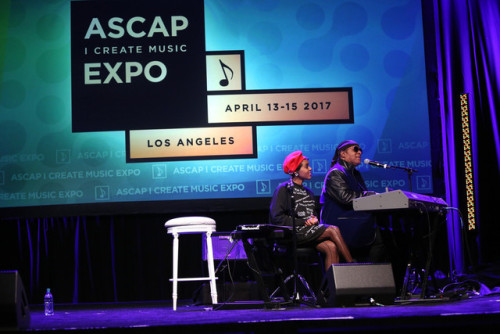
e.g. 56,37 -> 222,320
296,3 -> 325,30
340,44 -> 370,71
0,0 -> 433,206
0,121 -> 26,155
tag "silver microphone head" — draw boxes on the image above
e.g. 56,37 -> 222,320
364,158 -> 371,164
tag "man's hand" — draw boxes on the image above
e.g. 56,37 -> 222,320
362,191 -> 377,197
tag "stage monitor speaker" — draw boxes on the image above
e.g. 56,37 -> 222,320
318,263 -> 395,307
0,271 -> 31,331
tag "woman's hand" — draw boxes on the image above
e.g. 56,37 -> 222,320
305,215 -> 319,226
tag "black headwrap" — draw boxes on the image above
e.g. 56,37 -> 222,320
330,140 -> 360,167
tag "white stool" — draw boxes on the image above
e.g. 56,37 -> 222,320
164,216 -> 217,311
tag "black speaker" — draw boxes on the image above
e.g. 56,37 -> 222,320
0,271 -> 31,331
318,263 -> 395,307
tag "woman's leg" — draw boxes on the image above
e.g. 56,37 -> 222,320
318,226 -> 353,263
315,240 -> 339,271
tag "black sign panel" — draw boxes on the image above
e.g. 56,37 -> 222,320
71,0 -> 207,132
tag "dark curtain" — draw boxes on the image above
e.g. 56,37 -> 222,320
0,215 -> 174,304
0,211 -> 267,304
430,0 -> 500,271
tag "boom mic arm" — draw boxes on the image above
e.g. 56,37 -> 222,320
364,158 -> 418,192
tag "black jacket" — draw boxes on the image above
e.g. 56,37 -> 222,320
319,159 -> 376,248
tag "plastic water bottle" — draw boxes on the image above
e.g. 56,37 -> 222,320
44,288 -> 54,316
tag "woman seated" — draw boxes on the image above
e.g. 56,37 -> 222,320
269,151 -> 353,271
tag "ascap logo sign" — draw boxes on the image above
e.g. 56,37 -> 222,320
71,0 -> 207,132
82,15 -> 189,84
71,2 -> 352,163
84,16 -> 189,39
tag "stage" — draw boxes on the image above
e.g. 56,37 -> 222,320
21,293 -> 500,334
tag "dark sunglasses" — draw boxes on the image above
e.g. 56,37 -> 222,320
352,146 -> 362,153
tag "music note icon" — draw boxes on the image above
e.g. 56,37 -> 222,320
95,186 -> 109,200
218,59 -> 233,87
155,166 -> 163,177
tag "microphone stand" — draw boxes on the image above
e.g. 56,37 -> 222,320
373,163 -> 418,192
286,180 -> 318,307
390,166 -> 417,192
406,169 -> 415,192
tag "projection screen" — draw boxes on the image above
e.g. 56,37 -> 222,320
0,0 -> 435,217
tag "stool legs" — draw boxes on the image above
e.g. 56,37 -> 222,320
205,231 -> 218,306
171,232 -> 179,311
167,227 -> 217,311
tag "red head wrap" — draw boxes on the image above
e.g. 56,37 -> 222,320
283,151 -> 305,174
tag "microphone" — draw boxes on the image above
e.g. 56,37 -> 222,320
364,158 -> 419,174
364,158 -> 389,169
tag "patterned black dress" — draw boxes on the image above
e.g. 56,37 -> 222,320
269,180 -> 326,245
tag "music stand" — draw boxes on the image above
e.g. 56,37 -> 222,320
271,181 -> 318,307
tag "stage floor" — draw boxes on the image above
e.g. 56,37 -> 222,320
25,294 -> 500,334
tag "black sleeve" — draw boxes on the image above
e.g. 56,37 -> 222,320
269,185 -> 294,227
324,169 -> 364,206
269,184 -> 309,227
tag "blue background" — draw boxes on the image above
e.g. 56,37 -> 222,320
0,0 -> 432,212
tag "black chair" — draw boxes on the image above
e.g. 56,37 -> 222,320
270,242 -> 324,304
231,224 -> 323,307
